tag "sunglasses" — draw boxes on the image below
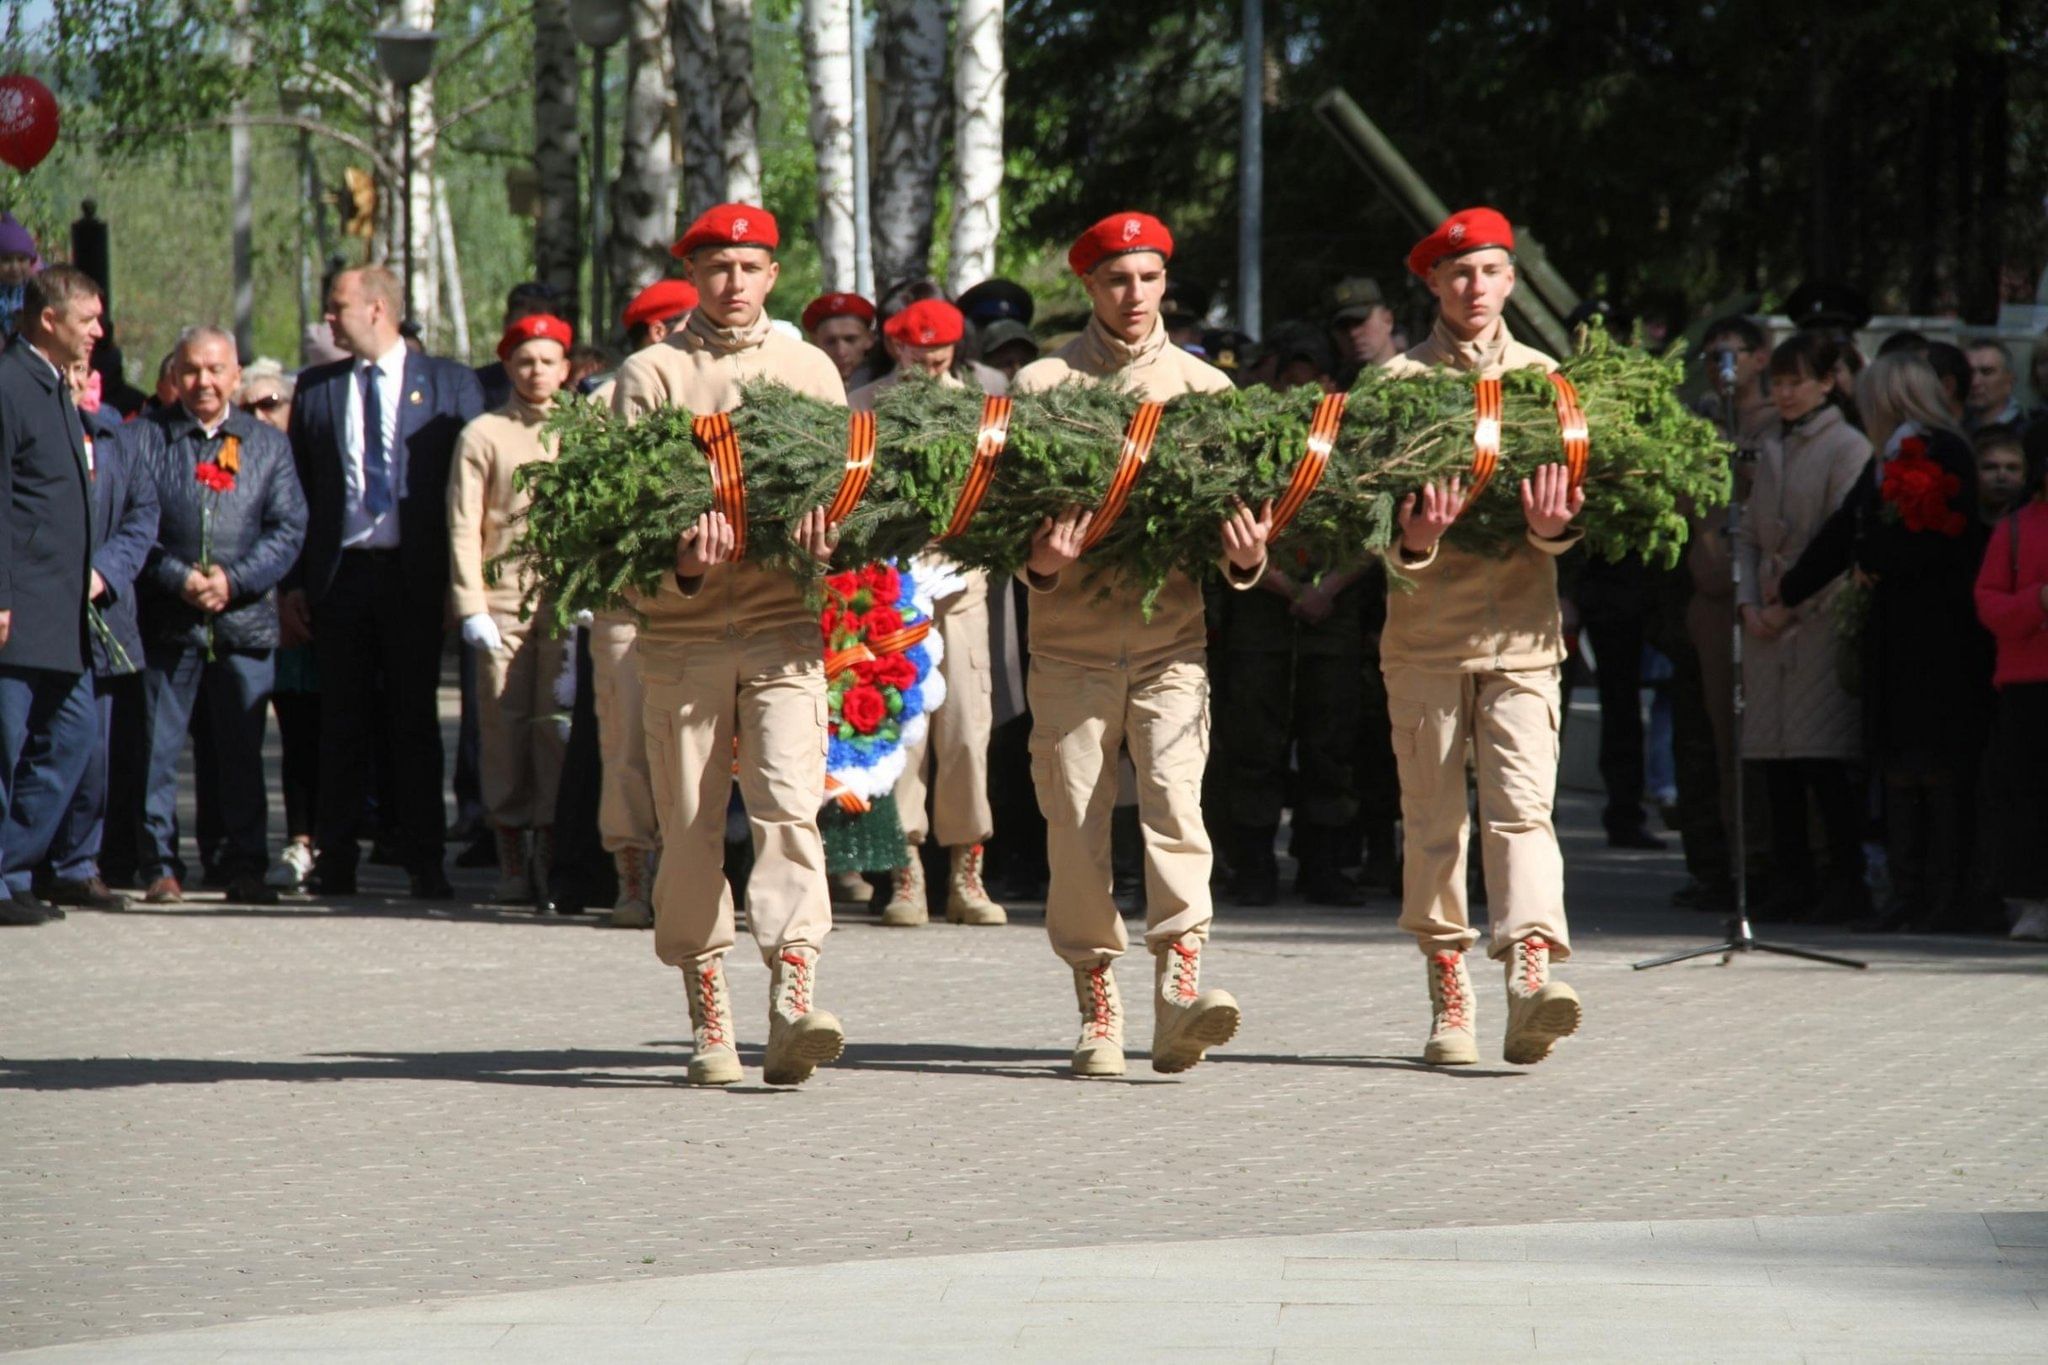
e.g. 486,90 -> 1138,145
248,394 -> 287,411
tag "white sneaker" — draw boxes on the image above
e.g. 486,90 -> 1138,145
2010,903 -> 2048,942
265,842 -> 314,890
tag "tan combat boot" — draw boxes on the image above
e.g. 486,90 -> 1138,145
1424,950 -> 1479,1065
609,847 -> 653,928
944,843 -> 1007,925
829,870 -> 874,906
1150,934 -> 1240,1075
880,848 -> 928,926
762,946 -> 845,1086
1071,959 -> 1125,1077
684,958 -> 743,1086
1503,935 -> 1581,1066
491,826 -> 529,904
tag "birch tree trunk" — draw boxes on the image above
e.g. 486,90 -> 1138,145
946,0 -> 1001,295
873,0 -> 947,291
712,0 -> 761,206
398,0 -> 441,342
434,175 -> 471,358
801,0 -> 858,291
533,0 -> 584,325
672,0 -> 724,219
607,0 -> 678,319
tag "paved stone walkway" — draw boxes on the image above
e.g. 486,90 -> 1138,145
9,1212 -> 2046,1361
3,786 -> 2045,1357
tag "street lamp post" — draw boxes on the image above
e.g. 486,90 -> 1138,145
373,26 -> 442,325
568,0 -> 630,339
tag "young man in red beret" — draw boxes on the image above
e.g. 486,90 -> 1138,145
585,278 -> 697,930
802,292 -> 878,389
611,204 -> 850,1087
449,315 -> 576,911
1010,211 -> 1271,1078
1379,207 -> 1584,1068
848,299 -> 1007,929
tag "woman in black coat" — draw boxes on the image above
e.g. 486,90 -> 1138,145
1779,352 -> 1994,932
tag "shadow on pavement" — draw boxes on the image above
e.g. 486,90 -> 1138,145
0,1047 -> 691,1091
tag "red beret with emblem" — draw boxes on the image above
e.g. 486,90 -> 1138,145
497,313 -> 573,362
671,202 -> 781,258
1068,211 -> 1174,276
1406,206 -> 1515,278
801,292 -> 876,334
883,299 -> 964,348
621,279 -> 699,331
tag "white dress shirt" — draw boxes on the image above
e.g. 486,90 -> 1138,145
341,340 -> 409,549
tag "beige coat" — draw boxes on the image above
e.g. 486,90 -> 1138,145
1377,318 -> 1578,673
1009,316 -> 1257,671
448,397 -> 559,620
610,311 -> 848,671
1735,403 -> 1869,760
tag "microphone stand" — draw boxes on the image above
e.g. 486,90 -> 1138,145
1634,356 -> 1865,972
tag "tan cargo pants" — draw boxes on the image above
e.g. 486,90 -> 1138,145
1028,654 -> 1213,967
1384,663 -> 1572,961
896,570 -> 994,848
641,624 -> 832,968
477,612 -> 570,829
590,613 -> 658,853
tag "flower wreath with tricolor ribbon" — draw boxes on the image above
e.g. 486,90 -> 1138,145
818,558 -> 958,811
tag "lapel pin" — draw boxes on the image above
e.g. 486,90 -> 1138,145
409,390 -> 423,405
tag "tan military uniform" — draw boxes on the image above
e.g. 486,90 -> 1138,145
1378,317 -> 1578,962
448,398 -> 571,830
1011,316 -> 1260,967
850,372 -> 999,849
611,311 -> 849,968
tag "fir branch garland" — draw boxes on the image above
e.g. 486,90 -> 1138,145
507,328 -> 1728,629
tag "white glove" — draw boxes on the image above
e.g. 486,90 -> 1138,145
572,609 -> 595,627
551,627 -> 581,710
460,612 -> 503,652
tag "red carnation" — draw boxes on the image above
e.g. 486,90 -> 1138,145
858,564 -> 901,605
825,571 -> 860,601
819,604 -> 840,639
194,462 -> 236,493
1880,448 -> 1964,536
862,605 -> 903,639
842,684 -> 887,734
871,653 -> 918,691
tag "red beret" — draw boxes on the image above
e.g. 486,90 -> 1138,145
621,279 -> 699,331
497,313 -> 573,362
672,202 -> 780,259
801,292 -> 876,334
883,299 -> 964,348
1068,211 -> 1174,276
1406,206 -> 1515,278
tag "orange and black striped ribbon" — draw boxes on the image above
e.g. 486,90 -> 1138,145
1468,379 -> 1504,501
942,396 -> 1013,540
865,620 -> 932,656
1546,372 -> 1591,489
692,413 -> 748,560
1078,400 -> 1165,553
1269,392 -> 1347,536
826,410 -> 878,525
824,643 -> 875,678
824,774 -> 871,815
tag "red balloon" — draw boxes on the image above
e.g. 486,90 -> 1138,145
0,76 -> 58,174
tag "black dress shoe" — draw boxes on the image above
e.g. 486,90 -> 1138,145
1606,825 -> 1667,851
409,869 -> 455,900
44,876 -> 129,911
223,876 -> 281,906
1,893 -> 51,926
309,869 -> 358,897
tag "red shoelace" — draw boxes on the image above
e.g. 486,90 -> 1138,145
778,950 -> 814,1016
1432,952 -> 1469,1031
1083,963 -> 1117,1041
1518,937 -> 1550,995
695,965 -> 730,1048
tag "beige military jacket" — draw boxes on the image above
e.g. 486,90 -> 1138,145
1010,315 -> 1260,672
448,396 -> 559,620
1379,316 -> 1579,674
610,310 -> 848,665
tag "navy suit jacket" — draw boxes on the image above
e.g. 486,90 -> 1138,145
86,416 -> 160,676
285,349 -> 484,606
0,339 -> 96,673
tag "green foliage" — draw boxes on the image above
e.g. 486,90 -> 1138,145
507,329 -> 1726,629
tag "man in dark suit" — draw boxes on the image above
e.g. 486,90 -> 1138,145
283,265 -> 484,897
39,354 -> 159,912
0,266 -> 105,926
